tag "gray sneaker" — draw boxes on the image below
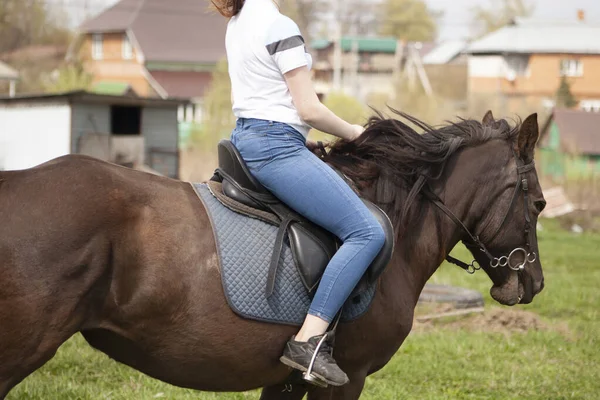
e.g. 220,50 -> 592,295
280,334 -> 349,387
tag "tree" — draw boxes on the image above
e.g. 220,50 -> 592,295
202,60 -> 236,144
378,0 -> 439,42
471,0 -> 534,37
43,63 -> 93,93
555,76 -> 578,109
0,0 -> 71,54
279,0 -> 325,42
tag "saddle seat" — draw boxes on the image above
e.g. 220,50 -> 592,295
212,140 -> 394,296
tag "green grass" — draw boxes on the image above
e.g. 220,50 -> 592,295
8,219 -> 600,399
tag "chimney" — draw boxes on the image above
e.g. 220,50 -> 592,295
577,9 -> 585,22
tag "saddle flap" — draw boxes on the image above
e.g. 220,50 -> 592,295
287,222 -> 339,293
288,200 -> 394,295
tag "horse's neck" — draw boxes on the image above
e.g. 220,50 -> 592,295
377,166 -> 479,308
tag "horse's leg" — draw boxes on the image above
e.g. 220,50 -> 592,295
0,310 -> 71,399
306,374 -> 366,400
260,383 -> 308,400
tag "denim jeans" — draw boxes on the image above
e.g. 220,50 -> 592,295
231,118 -> 386,323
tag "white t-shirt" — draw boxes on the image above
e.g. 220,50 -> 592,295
226,0 -> 313,136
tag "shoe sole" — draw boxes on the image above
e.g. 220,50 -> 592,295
279,356 -> 349,387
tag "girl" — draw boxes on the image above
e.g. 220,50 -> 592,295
213,0 -> 385,387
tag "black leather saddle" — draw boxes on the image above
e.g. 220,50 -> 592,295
212,140 -> 395,297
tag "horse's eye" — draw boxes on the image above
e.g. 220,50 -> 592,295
535,200 -> 546,213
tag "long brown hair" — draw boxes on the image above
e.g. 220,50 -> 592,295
212,0 -> 245,17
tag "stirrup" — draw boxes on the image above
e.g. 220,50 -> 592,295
302,334 -> 329,388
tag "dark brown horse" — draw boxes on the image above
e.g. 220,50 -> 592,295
0,110 -> 545,399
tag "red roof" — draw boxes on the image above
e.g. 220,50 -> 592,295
149,70 -> 212,99
80,0 -> 227,64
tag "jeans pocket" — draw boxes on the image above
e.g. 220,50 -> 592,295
235,132 -> 272,172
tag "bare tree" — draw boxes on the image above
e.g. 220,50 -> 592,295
471,0 -> 535,37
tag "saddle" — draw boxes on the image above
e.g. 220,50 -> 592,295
211,140 -> 394,297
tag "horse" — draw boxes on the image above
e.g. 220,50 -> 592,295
0,110 -> 545,399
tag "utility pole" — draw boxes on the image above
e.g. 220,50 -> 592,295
332,0 -> 342,92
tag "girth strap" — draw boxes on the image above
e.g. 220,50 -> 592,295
266,216 -> 295,298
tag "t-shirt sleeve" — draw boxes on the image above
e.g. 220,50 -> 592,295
265,16 -> 308,74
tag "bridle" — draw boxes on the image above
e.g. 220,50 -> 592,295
427,147 -> 538,275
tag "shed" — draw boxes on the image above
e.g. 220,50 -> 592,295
538,109 -> 600,178
0,90 -> 188,178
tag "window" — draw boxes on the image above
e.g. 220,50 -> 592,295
122,34 -> 133,60
560,59 -> 583,77
505,55 -> 530,80
92,33 -> 103,60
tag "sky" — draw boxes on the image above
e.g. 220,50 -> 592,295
70,0 -> 600,40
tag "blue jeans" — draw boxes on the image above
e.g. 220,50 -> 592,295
231,118 -> 386,323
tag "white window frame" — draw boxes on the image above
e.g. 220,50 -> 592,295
92,33 -> 103,60
560,59 -> 583,77
122,34 -> 133,60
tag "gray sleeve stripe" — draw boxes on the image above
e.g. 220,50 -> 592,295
266,35 -> 305,55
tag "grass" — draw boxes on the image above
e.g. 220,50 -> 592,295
8,218 -> 600,399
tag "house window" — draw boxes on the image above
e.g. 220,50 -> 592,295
92,33 -> 103,60
505,55 -> 529,80
560,59 -> 583,77
122,34 -> 133,60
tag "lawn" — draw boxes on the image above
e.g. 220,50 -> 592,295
8,218 -> 600,399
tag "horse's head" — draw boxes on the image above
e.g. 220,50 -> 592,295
469,111 -> 545,306
324,109 -> 545,306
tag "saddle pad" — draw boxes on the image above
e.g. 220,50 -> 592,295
193,183 -> 377,326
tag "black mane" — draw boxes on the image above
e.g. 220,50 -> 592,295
323,109 -> 521,238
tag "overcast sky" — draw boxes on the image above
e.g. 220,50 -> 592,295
75,0 -> 600,40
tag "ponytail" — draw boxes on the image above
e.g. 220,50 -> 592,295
212,0 -> 246,18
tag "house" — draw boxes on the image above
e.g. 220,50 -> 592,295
68,0 -> 227,123
466,14 -> 600,114
0,91 -> 187,178
422,40 -> 467,65
311,37 -> 437,101
538,108 -> 600,178
0,61 -> 19,97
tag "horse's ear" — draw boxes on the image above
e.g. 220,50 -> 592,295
517,113 -> 539,162
482,110 -> 495,125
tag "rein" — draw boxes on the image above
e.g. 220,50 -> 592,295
429,148 -> 537,274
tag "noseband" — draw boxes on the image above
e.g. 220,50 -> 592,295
428,148 -> 537,274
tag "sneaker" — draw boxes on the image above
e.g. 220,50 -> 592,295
280,334 -> 349,387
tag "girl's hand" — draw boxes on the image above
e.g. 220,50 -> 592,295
350,124 -> 365,141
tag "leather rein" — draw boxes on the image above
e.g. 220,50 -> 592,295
428,148 -> 537,274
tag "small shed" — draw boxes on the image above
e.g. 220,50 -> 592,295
0,90 -> 188,178
538,109 -> 600,178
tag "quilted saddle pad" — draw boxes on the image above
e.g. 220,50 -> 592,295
193,183 -> 377,326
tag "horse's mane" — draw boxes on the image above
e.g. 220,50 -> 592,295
323,109 -> 521,238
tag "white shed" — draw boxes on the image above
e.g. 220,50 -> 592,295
0,91 -> 188,178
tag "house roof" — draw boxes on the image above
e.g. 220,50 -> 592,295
149,70 -> 212,99
541,109 -> 600,156
0,90 -> 189,107
423,40 -> 467,64
0,61 -> 19,80
79,0 -> 227,64
468,18 -> 600,55
92,81 -> 135,96
311,37 -> 435,57
312,37 -> 398,53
